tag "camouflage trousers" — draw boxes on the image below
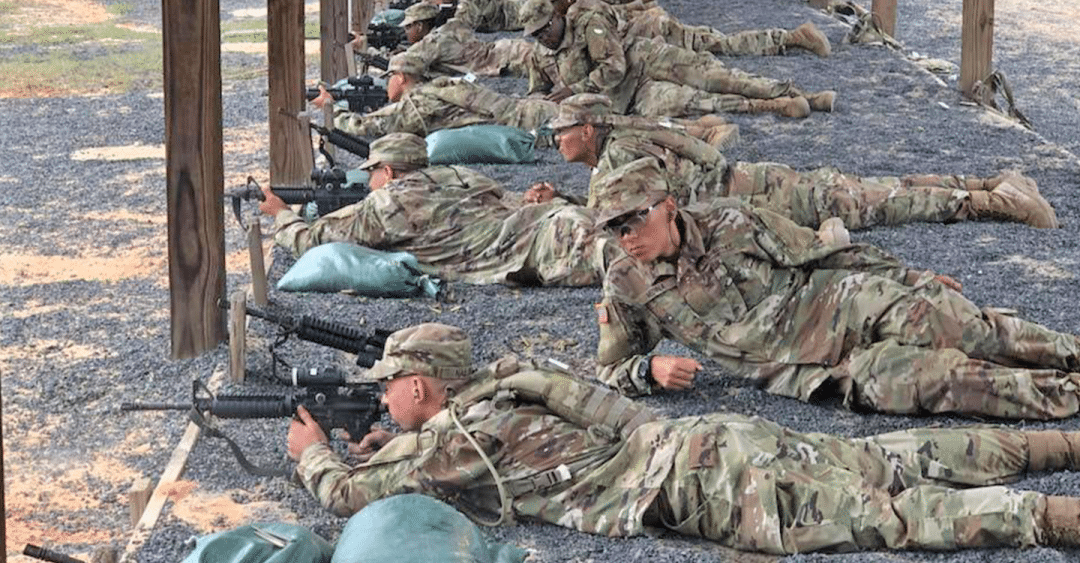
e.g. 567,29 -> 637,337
786,273 -> 1080,418
629,37 -> 797,100
722,161 -> 973,229
629,79 -> 757,118
625,7 -> 789,56
470,38 -> 535,78
659,415 -> 1042,553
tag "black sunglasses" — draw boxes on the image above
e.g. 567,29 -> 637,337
605,204 -> 657,237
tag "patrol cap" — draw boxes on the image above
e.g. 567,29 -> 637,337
358,132 -> 429,171
385,53 -> 426,78
591,157 -> 671,226
366,323 -> 475,381
400,2 -> 440,27
548,93 -> 613,130
520,0 -> 556,36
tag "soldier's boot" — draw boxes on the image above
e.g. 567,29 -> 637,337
682,123 -> 740,149
687,114 -> 730,129
1026,430 -> 1080,471
900,173 -> 1001,191
737,96 -> 811,118
803,91 -> 836,112
816,217 -> 850,247
966,179 -> 1059,228
1038,496 -> 1080,547
783,22 -> 832,57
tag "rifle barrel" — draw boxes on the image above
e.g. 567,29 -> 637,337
120,402 -> 190,411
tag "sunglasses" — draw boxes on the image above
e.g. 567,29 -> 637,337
605,204 -> 657,237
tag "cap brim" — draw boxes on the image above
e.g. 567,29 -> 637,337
358,158 -> 382,171
547,116 -> 579,131
365,360 -> 404,381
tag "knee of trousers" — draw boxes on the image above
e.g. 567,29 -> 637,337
848,342 -> 971,415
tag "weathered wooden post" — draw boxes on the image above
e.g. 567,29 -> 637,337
959,0 -> 995,104
164,0 -> 227,359
871,0 -> 897,39
321,0 -> 352,154
269,0 -> 315,185
351,0 -> 380,48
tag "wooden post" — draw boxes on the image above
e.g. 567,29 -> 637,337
164,0 -> 226,359
268,0 -> 315,185
871,0 -> 897,39
247,216 -> 269,306
321,0 -> 351,156
351,0 -> 379,46
228,290 -> 248,382
959,0 -> 995,104
127,478 -> 153,528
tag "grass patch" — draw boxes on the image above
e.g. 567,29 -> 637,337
0,1 -> 17,16
0,23 -> 162,97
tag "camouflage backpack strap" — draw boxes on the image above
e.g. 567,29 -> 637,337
453,356 -> 659,440
636,127 -> 727,170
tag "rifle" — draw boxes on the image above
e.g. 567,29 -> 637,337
121,371 -> 383,477
308,122 -> 370,158
305,75 -> 389,115
221,299 -> 394,370
23,545 -> 87,563
225,173 -> 369,225
366,21 -> 407,50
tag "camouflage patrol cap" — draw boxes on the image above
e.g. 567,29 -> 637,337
548,93 -> 614,130
366,323 -> 475,381
400,2 -> 440,27
386,53 -> 426,78
358,132 -> 429,171
520,0 -> 556,36
592,157 -> 671,226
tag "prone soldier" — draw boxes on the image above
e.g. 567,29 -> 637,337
259,132 -> 615,287
546,93 -> 1059,230
287,322 -> 1080,555
591,158 -> 1080,421
520,0 -> 834,117
398,2 -> 535,77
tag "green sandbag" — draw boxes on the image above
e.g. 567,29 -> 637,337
277,242 -> 443,299
332,494 -> 528,563
426,124 -> 537,165
370,8 -> 405,27
181,522 -> 333,563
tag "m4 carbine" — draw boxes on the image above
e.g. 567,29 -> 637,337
305,75 -> 389,115
121,369 -> 383,476
221,299 -> 395,369
226,172 -> 370,224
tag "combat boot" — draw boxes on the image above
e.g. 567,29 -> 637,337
737,96 -> 811,118
703,124 -> 740,150
1026,430 -> 1080,471
803,91 -> 836,112
966,178 -> 1059,228
1038,496 -> 1080,547
816,217 -> 850,246
784,22 -> 832,57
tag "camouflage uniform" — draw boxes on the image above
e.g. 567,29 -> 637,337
295,324 -> 1063,553
618,3 -> 800,57
272,133 -> 608,286
452,0 -> 528,32
592,162 -> 1080,419
548,94 -> 1047,229
522,0 -> 800,115
334,76 -> 556,140
402,19 -> 535,78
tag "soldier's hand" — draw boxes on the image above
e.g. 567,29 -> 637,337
544,86 -> 574,102
258,183 -> 289,217
524,182 -> 556,204
310,84 -> 334,110
650,356 -> 702,390
287,405 -> 329,461
933,273 -> 962,292
347,427 -> 397,462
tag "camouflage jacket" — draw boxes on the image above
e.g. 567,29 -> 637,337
527,0 -> 638,113
595,199 -> 934,396
272,166 -> 605,286
452,0 -> 525,32
590,125 -> 729,207
295,357 -> 699,536
335,77 -> 556,138
402,20 -> 535,77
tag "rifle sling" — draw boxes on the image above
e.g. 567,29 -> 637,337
188,408 -> 291,478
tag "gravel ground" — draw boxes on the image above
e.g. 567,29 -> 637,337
2,0 -> 1079,562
